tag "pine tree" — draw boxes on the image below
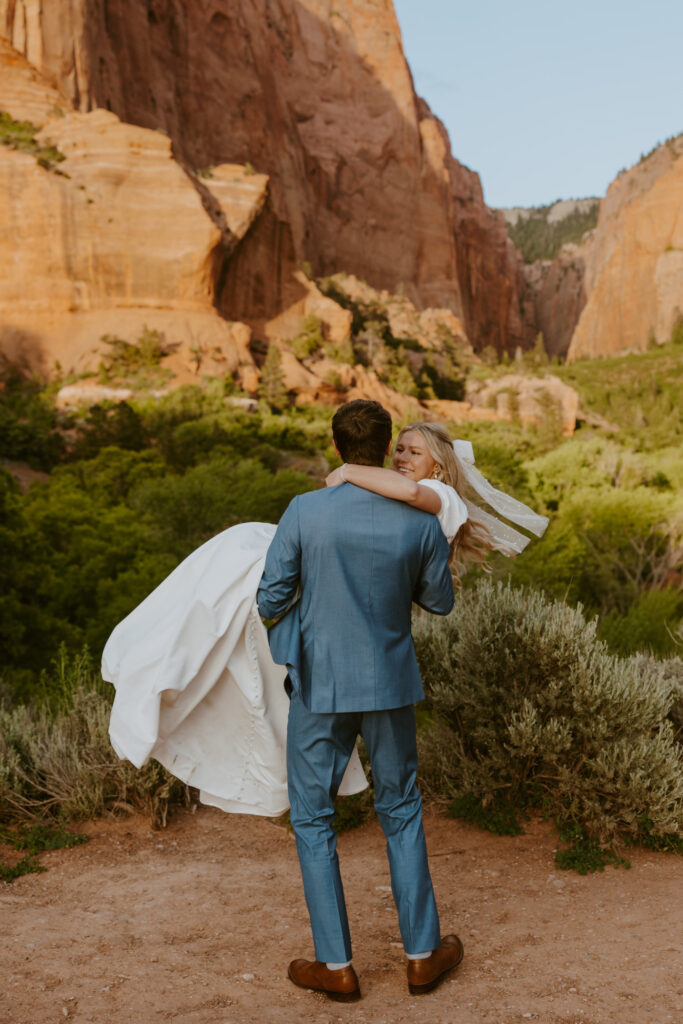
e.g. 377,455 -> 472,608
257,344 -> 288,411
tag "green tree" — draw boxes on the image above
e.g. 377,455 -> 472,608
0,366 -> 66,469
257,345 -> 288,411
289,315 -> 325,360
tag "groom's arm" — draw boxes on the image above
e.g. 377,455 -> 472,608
413,521 -> 455,615
257,497 -> 302,622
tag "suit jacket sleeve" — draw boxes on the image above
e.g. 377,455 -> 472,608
257,498 -> 302,621
413,519 -> 455,616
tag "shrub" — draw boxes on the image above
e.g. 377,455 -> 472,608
98,326 -> 172,384
598,588 -> 683,657
0,110 -> 66,171
0,365 -> 66,469
71,401 -> 149,457
289,315 -> 325,360
414,579 -> 683,852
0,649 -> 185,828
324,337 -> 354,365
417,352 -> 465,401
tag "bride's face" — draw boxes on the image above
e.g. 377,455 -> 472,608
392,430 -> 436,481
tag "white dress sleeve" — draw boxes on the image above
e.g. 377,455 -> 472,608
418,478 -> 468,542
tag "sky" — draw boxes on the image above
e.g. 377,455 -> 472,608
393,0 -> 683,209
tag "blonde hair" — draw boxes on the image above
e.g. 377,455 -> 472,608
396,422 -> 494,575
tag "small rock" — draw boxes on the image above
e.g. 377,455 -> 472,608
241,972 -> 255,981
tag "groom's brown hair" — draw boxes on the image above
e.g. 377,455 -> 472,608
332,400 -> 392,466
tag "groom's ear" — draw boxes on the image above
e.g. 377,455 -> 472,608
385,440 -> 392,458
333,441 -> 342,459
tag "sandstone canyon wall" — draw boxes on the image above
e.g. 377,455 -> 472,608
0,38 -> 263,380
567,136 -> 683,360
1,0 -> 526,356
500,147 -> 683,362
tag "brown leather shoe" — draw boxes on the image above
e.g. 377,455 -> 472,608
407,934 -> 464,995
288,959 -> 361,1002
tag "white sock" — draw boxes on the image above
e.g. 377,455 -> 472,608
407,950 -> 432,960
326,960 -> 351,970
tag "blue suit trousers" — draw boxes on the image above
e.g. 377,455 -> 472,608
286,695 -> 441,963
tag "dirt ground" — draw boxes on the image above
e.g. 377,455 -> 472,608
1,807 -> 681,1024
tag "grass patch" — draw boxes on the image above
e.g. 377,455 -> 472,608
555,341 -> 682,449
0,856 -> 47,883
554,822 -> 631,874
0,821 -> 89,854
0,821 -> 86,883
0,110 -> 66,171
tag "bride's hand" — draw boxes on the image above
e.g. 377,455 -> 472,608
326,466 -> 346,487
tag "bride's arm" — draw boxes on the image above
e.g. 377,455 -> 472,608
325,463 -> 442,514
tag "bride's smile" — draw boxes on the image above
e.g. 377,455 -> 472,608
393,430 -> 437,481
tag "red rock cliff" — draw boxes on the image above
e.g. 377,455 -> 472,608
1,0 -> 526,353
567,136 -> 683,359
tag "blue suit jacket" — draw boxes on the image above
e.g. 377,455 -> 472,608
256,483 -> 454,713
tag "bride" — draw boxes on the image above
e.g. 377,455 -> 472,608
102,420 -> 547,816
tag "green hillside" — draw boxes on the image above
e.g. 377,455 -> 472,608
504,200 -> 599,262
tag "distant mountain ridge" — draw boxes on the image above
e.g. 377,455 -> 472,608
499,198 -> 600,263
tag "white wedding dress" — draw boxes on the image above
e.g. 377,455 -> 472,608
102,480 -> 467,817
103,522 -> 368,815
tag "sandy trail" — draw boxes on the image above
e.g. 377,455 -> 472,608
1,807 -> 681,1024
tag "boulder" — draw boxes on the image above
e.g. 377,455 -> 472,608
466,373 -> 579,435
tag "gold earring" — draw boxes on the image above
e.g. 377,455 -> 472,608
432,465 -> 441,480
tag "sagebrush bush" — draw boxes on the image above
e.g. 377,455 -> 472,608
0,651 -> 185,828
414,580 -> 683,848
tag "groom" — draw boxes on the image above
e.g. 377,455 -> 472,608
257,399 -> 463,1001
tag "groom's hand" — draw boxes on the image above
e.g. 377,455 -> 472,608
260,615 -> 281,628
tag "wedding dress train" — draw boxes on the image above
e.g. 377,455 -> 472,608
102,521 -> 368,816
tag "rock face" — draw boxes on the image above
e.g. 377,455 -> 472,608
0,0 -> 527,355
446,144 -> 528,356
0,39 -> 264,380
264,271 -> 353,347
0,35 -> 69,122
567,137 -> 683,360
318,272 -> 473,354
523,239 -> 592,360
